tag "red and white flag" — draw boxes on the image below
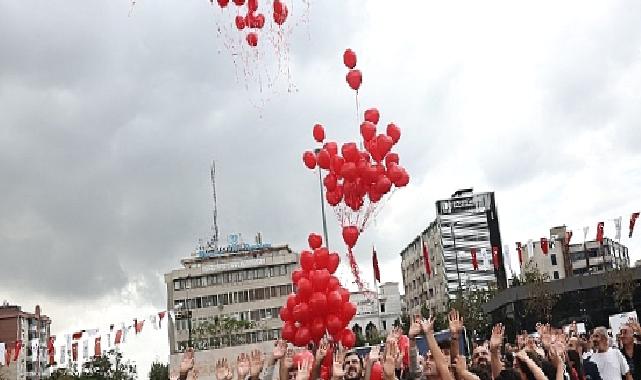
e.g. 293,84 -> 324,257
94,337 -> 101,358
596,222 -> 604,244
158,311 -> 167,329
492,246 -> 500,270
540,238 -> 549,255
114,330 -> 123,345
13,340 -> 22,362
422,241 -> 431,278
135,320 -> 145,334
71,343 -> 78,362
48,336 -> 55,365
516,242 -> 523,265
372,247 -> 381,283
471,248 -> 478,270
630,212 -> 640,238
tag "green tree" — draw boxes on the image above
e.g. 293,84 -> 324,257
149,361 -> 169,380
193,316 -> 254,349
50,350 -> 136,380
449,286 -> 497,339
605,266 -> 638,311
520,261 -> 559,322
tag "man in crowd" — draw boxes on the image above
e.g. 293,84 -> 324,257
620,322 -> 641,380
590,327 -> 631,380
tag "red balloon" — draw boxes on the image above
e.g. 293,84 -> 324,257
309,292 -> 328,313
395,169 -> 410,187
314,248 -> 329,269
387,164 -> 403,184
326,314 -> 343,335
233,0 -> 244,5
297,278 -> 313,300
364,108 -> 380,125
343,49 -> 357,69
303,151 -> 317,169
310,268 -> 330,291
310,317 -> 326,339
340,329 -> 356,348
273,0 -> 288,25
369,188 -> 382,203
308,233 -> 323,250
375,175 -> 392,195
331,155 -> 345,175
341,302 -> 357,322
246,32 -> 258,47
323,173 -> 337,192
292,269 -> 305,285
300,250 -> 315,271
327,275 -> 340,291
326,253 -> 340,274
287,293 -> 298,310
279,306 -> 293,322
385,153 -> 399,167
346,69 -> 362,91
326,290 -> 343,310
342,226 -> 359,248
360,121 -> 376,142
324,142 -> 338,157
386,123 -> 401,144
313,124 -> 325,143
341,162 -> 357,182
282,321 -> 296,342
254,13 -> 265,29
339,287 -> 350,303
371,362 -> 382,380
317,149 -> 331,170
294,326 -> 311,347
326,190 -> 341,207
293,302 -> 311,323
376,134 -> 394,159
248,0 -> 258,11
235,15 -> 246,30
341,143 -> 360,163
217,0 -> 230,7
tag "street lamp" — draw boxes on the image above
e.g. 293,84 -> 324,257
451,222 -> 462,291
314,148 -> 329,248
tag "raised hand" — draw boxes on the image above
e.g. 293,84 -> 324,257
539,324 -> 551,348
296,357 -> 312,380
249,350 -> 265,379
420,316 -> 435,335
383,339 -> 400,379
454,355 -> 468,375
409,315 -> 423,339
448,309 -> 464,335
273,340 -> 287,360
215,359 -> 233,380
368,345 -> 381,364
388,327 -> 403,343
332,344 -> 346,378
180,348 -> 195,377
489,324 -> 504,353
315,338 -> 329,365
237,353 -> 251,380
284,348 -> 295,370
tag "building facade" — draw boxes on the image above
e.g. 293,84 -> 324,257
401,188 -> 507,316
0,304 -> 52,380
165,235 -> 297,380
519,225 -> 629,280
349,282 -> 403,339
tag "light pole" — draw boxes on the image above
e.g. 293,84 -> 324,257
451,222 -> 462,291
314,148 -> 329,248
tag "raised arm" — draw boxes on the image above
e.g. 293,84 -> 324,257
365,344 -> 381,380
421,316 -> 454,380
514,351 -> 548,380
408,315 -> 423,379
179,348 -> 195,380
249,350 -> 266,380
266,340 -> 286,380
489,324 -> 504,380
454,355 -> 480,380
383,338 -> 400,380
312,338 -> 329,380
448,309 -> 464,365
280,348 -> 294,380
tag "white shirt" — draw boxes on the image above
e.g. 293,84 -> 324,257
590,348 -> 630,380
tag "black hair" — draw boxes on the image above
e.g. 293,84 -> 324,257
495,368 -> 521,380
567,350 -> 584,379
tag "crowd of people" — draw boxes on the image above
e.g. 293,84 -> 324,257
175,309 -> 641,380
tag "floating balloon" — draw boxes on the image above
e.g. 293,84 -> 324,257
327,290 -> 343,310
341,302 -> 357,322
313,124 -> 325,143
287,293 -> 298,310
246,32 -> 258,47
282,321 -> 296,342
300,250 -> 315,271
294,326 -> 311,347
326,253 -> 340,274
386,123 -> 401,144
327,276 -> 340,291
297,278 -> 313,300
217,0 -> 230,7
338,287 -> 350,303
364,108 -> 380,125
310,317 -> 326,340
342,226 -> 359,248
292,269 -> 305,285
323,173 -> 337,192
235,15 -> 246,30
279,306 -> 293,322
308,233 -> 323,249
273,0 -> 288,25
360,121 -> 376,142
326,314 -> 343,335
293,302 -> 311,323
314,248 -> 329,270
233,0 -> 245,5
346,70 -> 362,91
317,149 -> 331,170
302,151 -> 316,169
324,142 -> 338,157
248,0 -> 258,11
340,329 -> 356,348
385,153 -> 399,167
343,49 -> 357,69
309,292 -> 328,313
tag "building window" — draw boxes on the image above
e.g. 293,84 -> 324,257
551,254 -> 557,266
380,303 -> 386,313
553,271 -> 559,280
382,321 -> 387,330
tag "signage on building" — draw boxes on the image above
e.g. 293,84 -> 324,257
202,258 -> 267,273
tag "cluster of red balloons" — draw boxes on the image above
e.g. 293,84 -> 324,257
343,49 -> 362,91
279,233 -> 357,348
302,113 -> 409,248
214,0 -> 288,47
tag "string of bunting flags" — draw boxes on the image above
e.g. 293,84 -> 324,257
0,310 -> 173,369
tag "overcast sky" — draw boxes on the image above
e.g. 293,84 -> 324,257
1,0 -> 640,376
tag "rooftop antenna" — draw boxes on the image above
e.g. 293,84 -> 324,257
210,160 -> 220,249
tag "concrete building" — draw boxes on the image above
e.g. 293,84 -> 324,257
401,188 -> 507,316
165,234 -> 297,380
0,304 -> 52,380
349,282 -> 403,339
519,225 -> 629,280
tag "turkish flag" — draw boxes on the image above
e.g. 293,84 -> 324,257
516,242 -> 523,265
4,347 -> 10,365
13,340 -> 22,362
471,248 -> 478,270
422,242 -> 431,278
565,231 -> 573,245
372,247 -> 381,283
48,336 -> 56,365
492,246 -> 500,270
72,331 -> 83,340
158,311 -> 166,329
596,222 -> 604,244
94,337 -> 101,357
71,343 -> 78,361
540,238 -> 549,255
630,213 -> 640,238
135,321 -> 145,334
115,330 -> 123,345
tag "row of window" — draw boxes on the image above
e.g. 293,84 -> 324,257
173,284 -> 294,310
177,328 -> 282,351
174,307 -> 283,331
173,264 -> 296,291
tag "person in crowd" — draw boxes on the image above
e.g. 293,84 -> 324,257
589,327 -> 631,380
619,322 -> 641,380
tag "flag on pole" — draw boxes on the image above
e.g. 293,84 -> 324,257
583,226 -> 589,242
72,331 -> 83,340
71,343 -> 78,362
516,242 -> 523,265
422,241 -> 431,278
471,248 -> 478,270
491,246 -> 500,270
135,320 -> 145,334
565,231 -> 573,246
13,340 -> 22,362
94,337 -> 101,358
596,222 -> 604,244
540,238 -> 549,255
48,336 -> 55,365
372,247 -> 381,283
159,311 -> 167,329
614,217 -> 622,241
114,330 -> 123,345
630,212 -> 640,238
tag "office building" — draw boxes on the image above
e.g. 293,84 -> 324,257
0,303 -> 52,380
349,282 -> 403,338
